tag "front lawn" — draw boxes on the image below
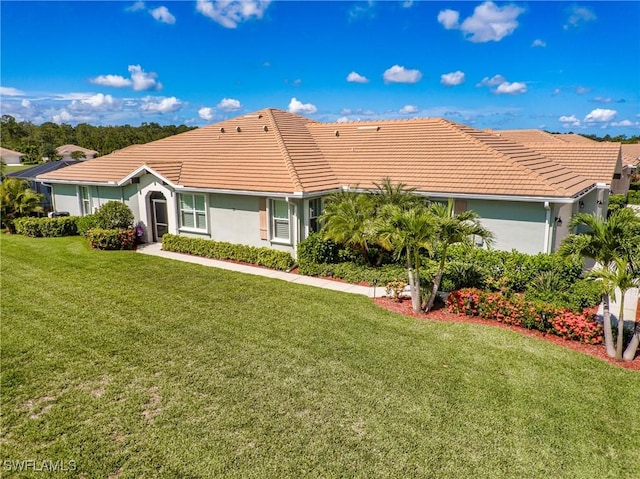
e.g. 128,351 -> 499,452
1,235 -> 639,478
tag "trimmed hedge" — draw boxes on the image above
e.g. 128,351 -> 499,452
14,216 -> 79,237
77,214 -> 100,237
297,261 -> 408,286
162,234 -> 294,271
447,288 -> 603,344
87,228 -> 137,250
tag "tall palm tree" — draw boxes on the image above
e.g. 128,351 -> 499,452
376,204 -> 435,313
320,189 -> 375,265
0,178 -> 43,234
559,209 -> 640,358
371,177 -> 425,211
423,199 -> 494,312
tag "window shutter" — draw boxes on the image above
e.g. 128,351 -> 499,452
259,198 -> 267,240
454,199 -> 467,215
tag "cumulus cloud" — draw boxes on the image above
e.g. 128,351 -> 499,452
196,0 -> 270,28
129,65 -> 162,91
495,81 -> 527,95
531,39 -> 546,47
383,65 -> 422,84
346,71 -> 369,83
198,107 -> 214,121
90,74 -> 132,88
564,5 -> 596,30
126,1 -> 146,12
140,96 -> 182,113
559,115 -> 580,127
584,108 -> 616,123
437,1 -> 525,43
21,99 -> 31,108
288,97 -> 317,115
477,74 -> 506,87
150,6 -> 176,24
0,87 -> 24,96
399,105 -> 418,114
611,120 -> 634,127
441,71 -> 465,86
217,98 -> 242,111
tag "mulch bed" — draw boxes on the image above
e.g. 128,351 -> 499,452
374,297 -> 640,371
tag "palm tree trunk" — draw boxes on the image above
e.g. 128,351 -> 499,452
406,248 -> 421,313
615,293 -> 625,361
424,250 -> 447,312
602,293 -> 616,358
622,320 -> 640,361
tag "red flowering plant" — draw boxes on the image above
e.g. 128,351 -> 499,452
446,288 -> 603,344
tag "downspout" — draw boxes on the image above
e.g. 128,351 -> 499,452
543,201 -> 551,254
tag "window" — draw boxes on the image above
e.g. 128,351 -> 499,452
179,193 -> 207,231
270,199 -> 290,242
80,186 -> 91,215
308,198 -> 323,233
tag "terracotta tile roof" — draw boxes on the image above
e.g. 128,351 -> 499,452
621,143 -> 640,166
40,109 -> 605,199
0,146 -> 25,156
56,144 -> 98,156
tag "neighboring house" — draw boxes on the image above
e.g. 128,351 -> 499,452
37,109 -> 621,256
55,144 -> 98,161
6,160 -> 81,212
0,147 -> 25,165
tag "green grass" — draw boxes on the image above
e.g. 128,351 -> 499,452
2,235 -> 639,478
3,164 -> 33,174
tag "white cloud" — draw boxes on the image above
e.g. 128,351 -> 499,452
346,71 -> 369,83
150,6 -> 176,24
198,107 -> 214,121
0,87 -> 24,96
140,96 -> 182,113
336,116 -> 350,123
288,97 -> 317,115
438,1 -> 525,43
564,5 -> 596,30
399,105 -> 418,114
402,1 -> 414,8
495,81 -> 527,95
129,65 -> 162,91
531,39 -> 546,47
383,65 -> 422,84
196,0 -> 270,29
441,71 -> 465,86
575,86 -> 591,95
592,96 -> 612,104
21,99 -> 31,108
437,9 -> 459,29
81,93 -> 116,109
477,74 -> 506,87
217,98 -> 242,111
611,120 -> 634,127
348,1 -> 375,22
559,115 -> 580,127
584,108 -> 617,123
90,74 -> 132,88
552,88 -> 562,96
126,1 -> 146,12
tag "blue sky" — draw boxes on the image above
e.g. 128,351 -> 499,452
1,1 -> 639,135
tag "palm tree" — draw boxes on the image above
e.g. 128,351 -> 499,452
371,177 -> 424,211
376,204 -> 435,313
320,189 -> 375,264
0,178 -> 44,233
559,209 -> 640,358
423,199 -> 494,312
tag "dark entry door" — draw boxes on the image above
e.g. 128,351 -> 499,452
152,199 -> 168,242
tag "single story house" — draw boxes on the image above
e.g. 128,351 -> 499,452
0,147 -> 25,165
55,144 -> 98,161
6,160 -> 81,212
37,109 -> 623,256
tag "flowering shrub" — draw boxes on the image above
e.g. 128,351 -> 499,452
87,228 -> 137,250
447,288 -> 603,345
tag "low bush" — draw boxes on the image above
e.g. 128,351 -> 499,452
77,214 -> 100,237
161,234 -> 294,271
447,288 -> 603,344
94,201 -> 134,229
87,228 -> 137,250
298,260 -> 408,286
627,190 -> 640,205
14,216 -> 79,237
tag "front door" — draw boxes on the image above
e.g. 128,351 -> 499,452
152,199 -> 168,242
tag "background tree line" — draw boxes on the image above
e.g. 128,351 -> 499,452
0,115 -> 196,164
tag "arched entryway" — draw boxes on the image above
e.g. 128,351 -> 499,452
149,191 -> 168,242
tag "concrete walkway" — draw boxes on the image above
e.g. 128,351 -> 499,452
136,243 -> 383,298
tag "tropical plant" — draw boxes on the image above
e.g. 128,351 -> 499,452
0,178 -> 43,234
423,199 -> 494,312
559,209 -> 640,359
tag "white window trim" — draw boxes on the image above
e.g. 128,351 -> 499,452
307,197 -> 323,235
79,186 -> 92,215
178,192 -> 208,233
269,198 -> 292,245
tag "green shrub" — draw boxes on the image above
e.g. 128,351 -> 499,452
87,228 -> 137,250
607,194 -> 627,216
14,216 -> 79,237
161,234 -> 294,271
627,190 -> 640,205
77,214 -> 100,237
94,201 -> 134,229
297,232 -> 341,264
297,260 -> 409,286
